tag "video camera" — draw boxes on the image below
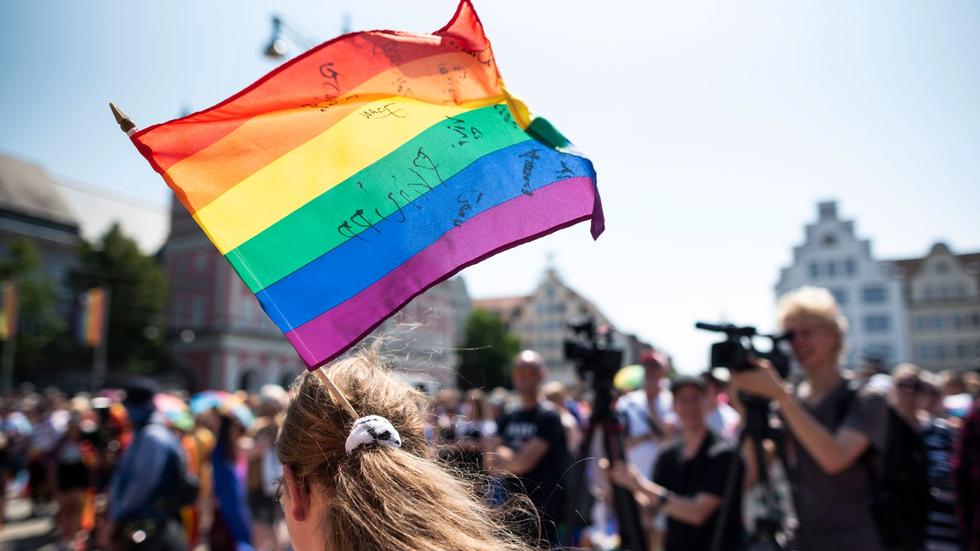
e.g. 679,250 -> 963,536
695,322 -> 792,379
563,317 -> 623,386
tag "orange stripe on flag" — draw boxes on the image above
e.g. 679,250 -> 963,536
133,26 -> 491,175
161,52 -> 502,215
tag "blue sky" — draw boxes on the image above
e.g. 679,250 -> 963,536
1,0 -> 978,373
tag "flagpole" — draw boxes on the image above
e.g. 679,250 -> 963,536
314,367 -> 358,419
92,287 -> 111,392
109,102 -> 138,135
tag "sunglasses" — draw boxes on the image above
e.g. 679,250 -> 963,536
896,380 -> 922,392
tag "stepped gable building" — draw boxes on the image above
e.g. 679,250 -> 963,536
893,243 -> 980,372
775,201 -> 910,367
474,268 -> 647,384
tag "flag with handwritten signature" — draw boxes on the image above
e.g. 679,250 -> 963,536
129,0 -> 603,368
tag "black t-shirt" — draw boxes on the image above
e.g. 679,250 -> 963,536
653,430 -> 744,551
497,402 -> 571,519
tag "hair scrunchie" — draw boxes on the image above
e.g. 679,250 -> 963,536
345,415 -> 402,455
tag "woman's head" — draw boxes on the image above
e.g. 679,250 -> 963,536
276,351 -> 532,551
891,363 -> 923,417
777,286 -> 848,373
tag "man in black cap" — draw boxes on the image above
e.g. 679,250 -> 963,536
609,375 -> 745,551
101,378 -> 189,550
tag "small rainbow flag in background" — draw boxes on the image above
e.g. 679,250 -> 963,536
77,287 -> 107,347
129,0 -> 603,368
0,281 -> 17,342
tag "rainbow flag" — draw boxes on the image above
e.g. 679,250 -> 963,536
77,287 -> 107,347
0,281 -> 16,341
129,0 -> 603,368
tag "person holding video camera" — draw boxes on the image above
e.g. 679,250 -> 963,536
731,286 -> 889,550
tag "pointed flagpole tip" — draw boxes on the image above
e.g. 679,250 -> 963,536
108,102 -> 137,134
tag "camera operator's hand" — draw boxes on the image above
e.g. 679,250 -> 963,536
730,357 -> 790,401
602,459 -> 643,493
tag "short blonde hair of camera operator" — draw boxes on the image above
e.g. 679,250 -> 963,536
777,286 -> 849,359
277,349 -> 535,551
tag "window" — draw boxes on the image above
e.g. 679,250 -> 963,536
822,233 -> 838,248
916,344 -> 930,361
845,258 -> 856,276
172,299 -> 185,325
957,343 -> 970,359
173,254 -> 187,277
809,262 -> 819,279
973,312 -> 980,328
862,285 -> 887,304
191,297 -> 205,327
864,315 -> 890,333
863,344 -> 893,362
826,261 -> 837,278
935,261 -> 949,274
194,252 -> 208,274
831,288 -> 848,306
914,316 -> 928,332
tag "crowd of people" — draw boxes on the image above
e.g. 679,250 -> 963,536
0,381 -> 289,551
0,285 -> 978,551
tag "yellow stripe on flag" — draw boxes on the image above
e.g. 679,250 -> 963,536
186,95 -> 504,254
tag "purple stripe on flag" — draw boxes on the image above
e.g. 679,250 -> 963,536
286,176 -> 598,368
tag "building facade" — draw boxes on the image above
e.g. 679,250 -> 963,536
894,243 -> 980,372
475,268 -> 620,384
0,155 -> 83,318
775,201 -> 910,367
373,277 -> 471,389
162,194 -> 303,391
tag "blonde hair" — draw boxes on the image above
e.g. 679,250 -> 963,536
277,351 -> 534,551
891,362 -> 922,382
541,381 -> 567,403
777,286 -> 848,356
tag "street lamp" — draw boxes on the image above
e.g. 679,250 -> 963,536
263,13 -> 347,60
263,17 -> 290,59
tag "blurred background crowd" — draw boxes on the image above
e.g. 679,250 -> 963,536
1,351 -> 978,551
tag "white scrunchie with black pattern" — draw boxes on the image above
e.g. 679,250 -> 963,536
345,415 -> 402,455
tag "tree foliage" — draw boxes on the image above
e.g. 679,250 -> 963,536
0,238 -> 67,374
77,223 -> 167,373
457,308 -> 520,390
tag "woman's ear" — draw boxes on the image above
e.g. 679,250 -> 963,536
283,464 -> 311,522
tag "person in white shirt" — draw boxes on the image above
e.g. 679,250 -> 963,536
614,349 -> 677,549
703,369 -> 741,441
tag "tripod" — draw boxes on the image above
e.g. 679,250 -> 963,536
710,399 -> 788,551
567,375 -> 648,551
